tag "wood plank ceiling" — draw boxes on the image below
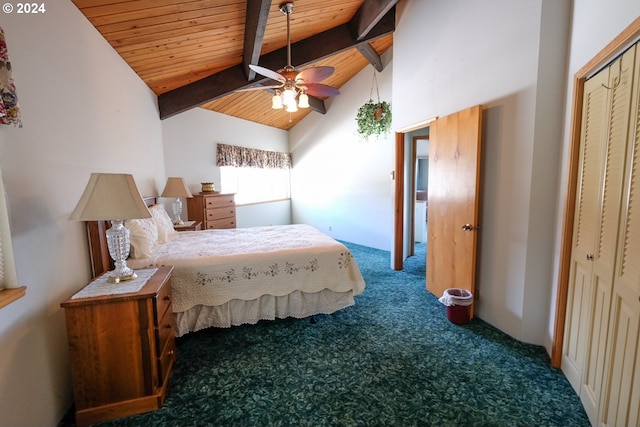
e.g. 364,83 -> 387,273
71,0 -> 396,130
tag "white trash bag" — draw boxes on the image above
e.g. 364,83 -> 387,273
438,288 -> 473,307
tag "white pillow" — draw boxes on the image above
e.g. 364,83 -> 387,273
149,204 -> 178,243
125,218 -> 158,259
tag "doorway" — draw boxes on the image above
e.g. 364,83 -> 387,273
393,125 -> 431,269
394,106 -> 483,309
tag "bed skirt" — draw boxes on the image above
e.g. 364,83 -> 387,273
174,288 -> 356,336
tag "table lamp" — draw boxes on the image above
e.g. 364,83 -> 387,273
161,177 -> 192,225
69,173 -> 151,283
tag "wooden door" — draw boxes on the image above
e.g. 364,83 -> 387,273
426,105 -> 482,306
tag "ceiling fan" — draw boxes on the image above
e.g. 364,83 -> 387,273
238,1 -> 340,112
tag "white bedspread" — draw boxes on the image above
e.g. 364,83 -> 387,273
128,224 -> 365,313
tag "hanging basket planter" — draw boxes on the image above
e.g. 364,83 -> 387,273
356,72 -> 391,140
356,100 -> 392,139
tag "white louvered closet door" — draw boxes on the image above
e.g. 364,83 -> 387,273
562,57 -> 610,408
562,43 -> 639,427
599,43 -> 640,427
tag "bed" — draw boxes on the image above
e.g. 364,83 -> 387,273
85,198 -> 365,336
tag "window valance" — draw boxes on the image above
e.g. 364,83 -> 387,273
216,143 -> 291,169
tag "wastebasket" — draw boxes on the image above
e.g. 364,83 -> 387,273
438,288 -> 473,325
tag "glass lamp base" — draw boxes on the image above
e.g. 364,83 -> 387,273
106,220 -> 136,284
107,271 -> 137,284
172,198 -> 184,225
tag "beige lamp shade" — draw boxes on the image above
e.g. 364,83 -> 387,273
161,177 -> 193,198
69,173 -> 152,221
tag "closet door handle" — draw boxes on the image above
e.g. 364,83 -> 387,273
586,254 -> 594,261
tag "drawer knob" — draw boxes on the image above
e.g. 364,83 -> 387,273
164,295 -> 171,301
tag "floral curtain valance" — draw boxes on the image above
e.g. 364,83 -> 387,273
0,27 -> 21,127
216,143 -> 291,169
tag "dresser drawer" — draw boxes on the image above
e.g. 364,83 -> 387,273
156,304 -> 174,356
205,206 -> 236,221
204,194 -> 235,209
206,217 -> 236,229
158,334 -> 176,386
154,277 -> 172,325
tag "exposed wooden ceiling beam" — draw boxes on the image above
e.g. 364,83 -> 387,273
357,43 -> 384,71
350,0 -> 399,41
158,6 -> 395,119
243,0 -> 272,81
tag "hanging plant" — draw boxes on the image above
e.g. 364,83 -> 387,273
356,71 -> 392,140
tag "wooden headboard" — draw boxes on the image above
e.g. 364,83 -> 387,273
86,196 -> 158,278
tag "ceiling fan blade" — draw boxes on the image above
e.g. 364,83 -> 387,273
235,84 -> 283,93
305,83 -> 340,97
296,66 -> 335,83
249,64 -> 285,82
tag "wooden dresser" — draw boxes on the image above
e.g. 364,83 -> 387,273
187,192 -> 236,229
61,266 -> 175,426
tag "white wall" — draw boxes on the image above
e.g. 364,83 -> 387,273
0,2 -> 165,426
1,1 -> 638,425
161,108 -> 291,227
289,56 -> 394,250
393,0 -> 571,348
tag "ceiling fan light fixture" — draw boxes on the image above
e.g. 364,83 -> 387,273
242,1 -> 339,117
298,92 -> 309,109
286,102 -> 298,113
272,92 -> 283,109
282,87 -> 296,106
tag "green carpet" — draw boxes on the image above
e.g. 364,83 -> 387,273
80,241 -> 588,427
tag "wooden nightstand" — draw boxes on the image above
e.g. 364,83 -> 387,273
61,266 -> 175,426
173,220 -> 201,231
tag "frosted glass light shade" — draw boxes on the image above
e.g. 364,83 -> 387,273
298,92 -> 309,108
282,88 -> 295,106
272,93 -> 283,109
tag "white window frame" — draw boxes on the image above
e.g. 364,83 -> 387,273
220,165 -> 291,205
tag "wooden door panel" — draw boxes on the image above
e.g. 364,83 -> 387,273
562,260 -> 592,391
426,105 -> 482,303
599,293 -> 640,427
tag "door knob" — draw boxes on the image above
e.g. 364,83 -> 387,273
461,224 -> 474,231
586,254 -> 594,261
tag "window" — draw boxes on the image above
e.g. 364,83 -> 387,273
216,143 -> 291,205
220,166 -> 290,205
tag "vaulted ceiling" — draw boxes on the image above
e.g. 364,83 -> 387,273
71,0 -> 397,130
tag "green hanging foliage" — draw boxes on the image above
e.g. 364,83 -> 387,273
355,100 -> 392,140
